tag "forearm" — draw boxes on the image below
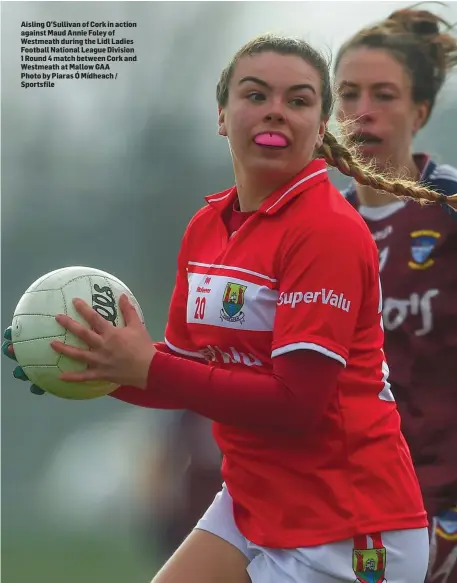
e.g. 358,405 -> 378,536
145,349 -> 341,434
109,342 -> 206,409
109,382 -> 180,409
110,341 -> 341,433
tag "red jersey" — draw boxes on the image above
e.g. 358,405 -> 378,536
164,159 -> 427,547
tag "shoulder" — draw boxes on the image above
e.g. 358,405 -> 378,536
175,201 -> 220,261
424,161 -> 457,222
285,183 -> 376,258
184,186 -> 235,234
427,163 -> 457,194
181,199 -> 220,242
313,182 -> 372,237
341,183 -> 357,206
185,205 -> 212,230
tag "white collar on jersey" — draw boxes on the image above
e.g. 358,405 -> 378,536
358,200 -> 407,221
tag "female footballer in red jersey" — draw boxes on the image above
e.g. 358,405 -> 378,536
334,7 -> 457,582
4,34 -> 457,583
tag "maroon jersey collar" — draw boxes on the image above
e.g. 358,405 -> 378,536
345,153 -> 432,202
205,159 -> 328,216
415,153 -> 432,180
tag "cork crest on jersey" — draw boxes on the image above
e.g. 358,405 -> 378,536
220,282 -> 246,324
186,262 -> 278,332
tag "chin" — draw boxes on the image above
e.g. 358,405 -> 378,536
249,155 -> 290,173
357,149 -> 388,172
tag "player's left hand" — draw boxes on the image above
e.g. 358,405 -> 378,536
51,294 -> 156,389
2,326 -> 46,395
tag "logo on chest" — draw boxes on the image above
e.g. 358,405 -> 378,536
408,230 -> 440,270
187,270 -> 277,332
220,282 -> 247,325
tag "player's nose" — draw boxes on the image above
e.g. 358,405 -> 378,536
352,95 -> 377,122
264,99 -> 287,123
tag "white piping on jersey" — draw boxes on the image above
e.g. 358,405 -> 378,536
420,155 -> 432,180
206,168 -> 328,209
188,261 -> 278,283
207,191 -> 232,203
265,168 -> 328,213
358,200 -> 406,221
272,341 -> 346,367
429,164 -> 457,184
164,338 -> 206,359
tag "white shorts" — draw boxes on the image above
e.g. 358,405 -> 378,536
195,485 -> 429,583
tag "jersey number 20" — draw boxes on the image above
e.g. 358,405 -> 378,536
194,297 -> 206,320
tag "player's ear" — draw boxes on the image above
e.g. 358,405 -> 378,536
315,118 -> 327,149
218,107 -> 227,137
412,101 -> 429,135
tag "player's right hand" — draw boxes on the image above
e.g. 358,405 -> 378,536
2,327 -> 45,395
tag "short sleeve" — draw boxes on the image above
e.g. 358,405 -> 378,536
272,219 -> 372,366
164,230 -> 205,360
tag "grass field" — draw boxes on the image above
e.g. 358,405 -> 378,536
2,533 -> 161,583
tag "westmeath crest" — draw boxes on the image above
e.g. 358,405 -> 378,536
353,548 -> 386,583
220,282 -> 246,324
435,506 -> 457,540
408,229 -> 440,270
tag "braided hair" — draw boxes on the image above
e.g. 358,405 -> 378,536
318,130 -> 456,208
216,32 -> 457,210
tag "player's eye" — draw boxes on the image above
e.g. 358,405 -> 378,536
377,93 -> 395,101
247,92 -> 266,102
290,97 -> 308,107
340,92 -> 358,101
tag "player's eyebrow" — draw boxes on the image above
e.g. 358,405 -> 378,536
238,76 -> 316,95
338,80 -> 399,91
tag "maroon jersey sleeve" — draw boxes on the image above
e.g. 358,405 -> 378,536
272,217 -> 374,366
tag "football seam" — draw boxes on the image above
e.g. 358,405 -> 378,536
13,313 -> 60,317
27,274 -> 126,293
13,334 -> 66,343
57,287 -> 68,369
22,364 -> 59,369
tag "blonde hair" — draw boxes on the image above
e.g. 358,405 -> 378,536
217,33 -> 457,211
318,131 -> 457,210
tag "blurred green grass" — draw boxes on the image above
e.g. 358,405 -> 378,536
2,534 -> 161,583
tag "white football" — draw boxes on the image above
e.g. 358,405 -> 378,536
11,266 -> 144,400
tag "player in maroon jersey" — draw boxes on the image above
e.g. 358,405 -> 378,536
334,7 -> 457,582
139,411 -> 223,562
4,34 -> 457,583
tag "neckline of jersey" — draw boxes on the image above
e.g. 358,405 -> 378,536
204,159 -> 328,216
350,153 -> 433,222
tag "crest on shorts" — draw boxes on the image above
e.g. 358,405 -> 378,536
220,282 -> 246,324
408,230 -> 440,270
353,548 -> 387,583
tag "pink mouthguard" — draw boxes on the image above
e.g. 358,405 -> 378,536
254,133 -> 288,147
